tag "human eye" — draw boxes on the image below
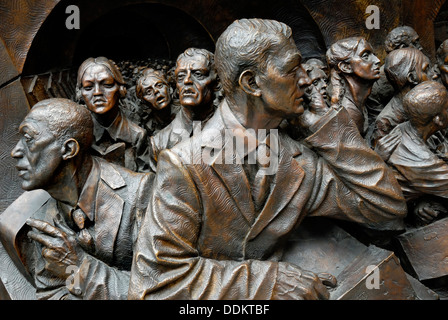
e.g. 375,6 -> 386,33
145,88 -> 154,96
176,73 -> 186,82
194,71 -> 205,79
362,52 -> 370,60
23,132 -> 34,144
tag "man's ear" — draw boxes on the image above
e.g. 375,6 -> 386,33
239,70 -> 261,97
61,138 -> 80,160
338,61 -> 352,74
407,71 -> 419,85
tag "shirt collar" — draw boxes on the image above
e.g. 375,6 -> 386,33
92,109 -> 124,143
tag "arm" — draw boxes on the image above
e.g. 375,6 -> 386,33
128,150 -> 330,300
304,107 -> 407,230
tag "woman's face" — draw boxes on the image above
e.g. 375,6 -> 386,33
81,64 -> 121,115
348,40 -> 381,81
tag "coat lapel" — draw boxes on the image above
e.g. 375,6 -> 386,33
94,160 -> 125,262
248,134 -> 305,240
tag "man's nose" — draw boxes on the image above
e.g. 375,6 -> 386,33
11,141 -> 23,159
184,71 -> 193,84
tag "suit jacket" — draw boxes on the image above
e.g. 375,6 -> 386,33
16,157 -> 153,300
147,108 -> 213,172
128,100 -> 407,300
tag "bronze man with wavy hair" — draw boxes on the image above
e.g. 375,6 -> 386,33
129,19 -> 406,300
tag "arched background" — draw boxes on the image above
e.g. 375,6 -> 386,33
0,0 -> 446,213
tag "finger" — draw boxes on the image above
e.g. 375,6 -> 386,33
53,218 -> 76,238
418,208 -> 434,221
27,230 -> 59,249
423,207 -> 439,218
26,218 -> 63,238
318,272 -> 337,288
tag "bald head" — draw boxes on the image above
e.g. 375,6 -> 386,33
30,98 -> 94,151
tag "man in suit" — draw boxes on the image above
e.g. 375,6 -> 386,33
129,19 -> 407,300
377,81 -> 448,225
147,47 -> 220,172
8,98 -> 153,299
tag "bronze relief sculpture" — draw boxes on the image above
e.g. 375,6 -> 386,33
1,1 -> 448,301
128,19 -> 406,300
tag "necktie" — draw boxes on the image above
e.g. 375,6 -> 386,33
71,207 -> 95,253
252,143 -> 273,212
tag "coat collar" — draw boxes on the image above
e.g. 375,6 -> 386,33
205,100 -> 305,235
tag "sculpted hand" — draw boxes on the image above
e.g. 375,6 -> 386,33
26,218 -> 86,279
273,262 -> 337,300
413,200 -> 447,225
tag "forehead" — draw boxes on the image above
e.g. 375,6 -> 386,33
20,110 -> 50,133
142,76 -> 166,87
82,64 -> 114,81
176,54 -> 209,71
268,39 -> 301,69
309,68 -> 326,80
355,40 -> 373,53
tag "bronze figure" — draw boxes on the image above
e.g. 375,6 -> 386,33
135,68 -> 178,136
146,48 -> 220,172
128,18 -> 407,300
7,98 -> 153,299
76,57 -> 148,172
327,37 -> 381,137
373,47 -> 436,145
377,81 -> 448,224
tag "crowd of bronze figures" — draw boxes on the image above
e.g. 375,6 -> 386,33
4,18 -> 448,300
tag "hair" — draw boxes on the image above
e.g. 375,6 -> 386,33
403,81 -> 448,127
30,98 -> 94,151
215,18 -> 294,99
326,37 -> 364,105
176,48 -> 216,73
135,68 -> 169,100
75,56 -> 127,102
384,26 -> 419,53
384,47 -> 428,90
436,39 -> 448,66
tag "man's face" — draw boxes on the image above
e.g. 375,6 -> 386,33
406,31 -> 423,51
175,54 -> 215,108
81,64 -> 121,115
11,110 -> 63,191
257,38 -> 311,117
141,76 -> 172,110
308,68 -> 328,100
349,40 -> 381,81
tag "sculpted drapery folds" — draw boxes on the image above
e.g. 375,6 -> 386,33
128,18 -> 407,300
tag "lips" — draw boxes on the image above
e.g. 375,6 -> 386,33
15,166 -> 28,178
181,88 -> 197,97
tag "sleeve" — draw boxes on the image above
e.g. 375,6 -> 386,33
304,107 -> 407,230
128,150 -> 282,300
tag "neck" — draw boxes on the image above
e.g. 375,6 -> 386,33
93,106 -> 119,128
344,76 -> 374,109
151,105 -> 172,125
226,95 -> 283,132
45,155 -> 93,208
182,103 -> 214,122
